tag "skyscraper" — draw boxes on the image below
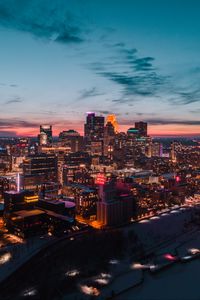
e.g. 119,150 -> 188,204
23,153 -> 58,185
84,113 -> 105,157
135,122 -> 148,137
106,114 -> 118,133
170,142 -> 176,162
59,129 -> 84,152
84,112 -> 104,141
39,125 -> 52,145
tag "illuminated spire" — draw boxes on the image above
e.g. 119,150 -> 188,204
106,114 -> 118,133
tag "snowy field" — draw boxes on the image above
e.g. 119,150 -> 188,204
65,206 -> 200,300
115,259 -> 200,300
130,206 -> 197,251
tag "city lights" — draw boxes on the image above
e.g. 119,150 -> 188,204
0,2 -> 199,298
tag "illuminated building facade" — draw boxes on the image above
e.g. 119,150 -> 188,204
106,114 -> 118,133
38,132 -> 48,146
127,127 -> 139,138
63,183 -> 98,219
147,141 -> 163,157
23,153 -> 58,186
170,142 -> 177,162
63,151 -> 91,184
59,130 -> 84,152
97,182 -> 134,227
135,121 -> 148,137
39,125 -> 52,145
84,113 -> 104,141
84,112 -> 105,156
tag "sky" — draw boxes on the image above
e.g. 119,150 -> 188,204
0,0 -> 200,137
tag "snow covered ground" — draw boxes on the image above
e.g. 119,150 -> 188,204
64,206 -> 200,300
0,235 -> 54,283
115,259 -> 200,300
134,207 -> 195,246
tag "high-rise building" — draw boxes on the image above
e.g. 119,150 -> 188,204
104,122 -> 115,158
39,125 -> 52,145
63,151 -> 91,184
151,142 -> 163,157
170,142 -> 176,162
84,112 -> 104,141
127,127 -> 139,138
84,112 -> 105,156
38,132 -> 48,146
59,130 -> 84,152
135,122 -> 148,137
106,114 -> 118,133
97,181 -> 134,227
23,153 -> 58,187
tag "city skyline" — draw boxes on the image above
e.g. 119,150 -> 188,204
0,0 -> 200,137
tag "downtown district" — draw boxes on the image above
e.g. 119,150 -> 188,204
0,112 -> 200,237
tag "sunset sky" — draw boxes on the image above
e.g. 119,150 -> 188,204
0,0 -> 200,137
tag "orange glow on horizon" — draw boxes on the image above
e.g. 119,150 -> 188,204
1,123 -> 199,137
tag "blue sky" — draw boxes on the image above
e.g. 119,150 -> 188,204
0,0 -> 200,136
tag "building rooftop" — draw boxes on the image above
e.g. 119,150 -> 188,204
43,209 -> 74,222
13,209 -> 45,218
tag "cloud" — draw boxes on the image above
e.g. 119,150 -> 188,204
175,89 -> 200,105
95,110 -> 121,116
119,118 -> 200,126
9,84 -> 18,87
135,112 -> 157,116
133,57 -> 155,71
90,40 -> 200,107
145,119 -> 200,126
113,42 -> 125,48
0,0 -> 84,44
0,82 -> 18,87
5,96 -> 23,105
78,87 -> 105,99
97,71 -> 165,98
189,109 -> 200,114
0,119 -> 39,129
89,44 -> 168,103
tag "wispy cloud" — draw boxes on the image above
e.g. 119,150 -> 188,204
5,96 -> 23,105
0,0 -> 84,44
173,89 -> 200,105
146,118 -> 200,126
120,118 -> 200,126
9,84 -> 18,87
78,87 -> 105,99
0,118 -> 39,129
90,43 -> 168,103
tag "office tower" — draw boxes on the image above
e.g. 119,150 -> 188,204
104,122 -> 115,158
0,147 -> 11,173
127,127 -> 139,138
106,114 -> 118,133
84,112 -> 105,156
63,151 -> 91,184
39,125 -> 52,145
59,129 -> 84,152
135,121 -> 148,137
97,181 -> 134,226
170,142 -> 176,162
38,132 -> 48,146
23,153 -> 58,187
105,121 -> 115,137
84,112 -> 104,141
151,142 -> 163,157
